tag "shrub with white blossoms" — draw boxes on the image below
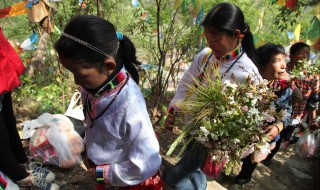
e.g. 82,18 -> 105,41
166,68 -> 286,175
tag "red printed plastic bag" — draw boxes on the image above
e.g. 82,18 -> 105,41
201,155 -> 227,178
28,113 -> 84,168
296,129 -> 315,158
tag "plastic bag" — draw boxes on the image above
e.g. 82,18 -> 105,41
29,113 -> 84,168
64,92 -> 84,121
201,155 -> 227,178
296,129 -> 315,158
252,142 -> 271,163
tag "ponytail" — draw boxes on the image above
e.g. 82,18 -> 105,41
242,31 -> 258,66
117,35 -> 141,84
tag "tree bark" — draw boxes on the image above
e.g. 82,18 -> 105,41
25,31 -> 50,76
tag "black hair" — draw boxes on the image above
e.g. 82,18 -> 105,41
201,2 -> 257,65
54,15 -> 141,84
256,43 -> 285,71
289,42 -> 310,56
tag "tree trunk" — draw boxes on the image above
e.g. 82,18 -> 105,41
25,32 -> 50,76
97,0 -> 102,17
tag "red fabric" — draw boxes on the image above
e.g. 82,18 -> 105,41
201,155 -> 227,178
0,7 -> 10,19
0,28 -> 25,94
285,0 -> 297,10
96,171 -> 164,190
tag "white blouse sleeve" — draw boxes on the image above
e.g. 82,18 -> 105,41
170,48 -> 211,110
105,101 -> 161,186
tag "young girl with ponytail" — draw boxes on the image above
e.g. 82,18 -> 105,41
55,15 -> 163,190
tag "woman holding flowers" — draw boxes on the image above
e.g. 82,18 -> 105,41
164,2 -> 280,190
235,43 -> 293,185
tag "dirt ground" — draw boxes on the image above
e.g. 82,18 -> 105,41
18,126 -> 319,190
14,96 -> 319,190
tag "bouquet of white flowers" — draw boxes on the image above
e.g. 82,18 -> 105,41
290,59 -> 320,79
166,68 -> 286,175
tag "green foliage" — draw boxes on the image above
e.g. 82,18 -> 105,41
1,0 -> 318,116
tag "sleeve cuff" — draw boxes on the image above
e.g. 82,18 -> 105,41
96,165 -> 112,185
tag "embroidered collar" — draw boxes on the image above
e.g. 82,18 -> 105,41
218,44 -> 243,62
94,69 -> 127,97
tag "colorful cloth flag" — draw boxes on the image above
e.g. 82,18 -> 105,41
306,17 -> 320,42
306,17 -> 320,51
293,22 -> 301,41
196,6 -> 204,25
285,0 -> 297,10
20,33 -> 39,51
173,0 -> 183,9
0,2 -> 28,19
277,0 -> 285,6
132,0 -> 139,8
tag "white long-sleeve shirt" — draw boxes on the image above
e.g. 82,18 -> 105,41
82,70 -> 161,186
170,47 -> 262,110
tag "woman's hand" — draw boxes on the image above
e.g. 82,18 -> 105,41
264,124 -> 279,140
164,114 -> 175,131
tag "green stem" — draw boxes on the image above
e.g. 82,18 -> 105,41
166,125 -> 194,156
175,136 -> 193,159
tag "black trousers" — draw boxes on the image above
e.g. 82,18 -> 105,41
0,92 -> 29,181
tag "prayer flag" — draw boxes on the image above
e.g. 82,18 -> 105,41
0,2 -> 28,19
277,0 -> 285,6
312,3 -> 320,19
173,0 -> 183,9
306,17 -> 320,51
132,0 -> 139,8
311,37 -> 320,51
306,17 -> 320,42
293,22 -> 301,41
285,0 -> 297,10
20,33 -> 39,51
196,6 -> 204,25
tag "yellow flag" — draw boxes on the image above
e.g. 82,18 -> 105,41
277,0 -> 285,6
312,3 -> 320,19
174,0 -> 183,9
294,22 -> 301,41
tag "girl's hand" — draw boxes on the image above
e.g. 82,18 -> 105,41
87,167 -> 96,180
82,151 -> 95,169
264,125 -> 279,140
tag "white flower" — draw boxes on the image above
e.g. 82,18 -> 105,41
263,112 -> 275,123
200,126 -> 210,137
251,98 -> 258,105
245,92 -> 253,98
195,136 -> 208,142
248,108 -> 259,116
233,138 -> 240,144
224,80 -> 238,89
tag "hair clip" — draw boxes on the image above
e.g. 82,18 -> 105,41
116,32 -> 123,41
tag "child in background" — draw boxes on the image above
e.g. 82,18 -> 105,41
235,43 -> 293,185
284,42 -> 319,147
54,15 -> 163,189
0,28 -> 59,190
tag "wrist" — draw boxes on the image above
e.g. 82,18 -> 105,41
96,165 -> 111,186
